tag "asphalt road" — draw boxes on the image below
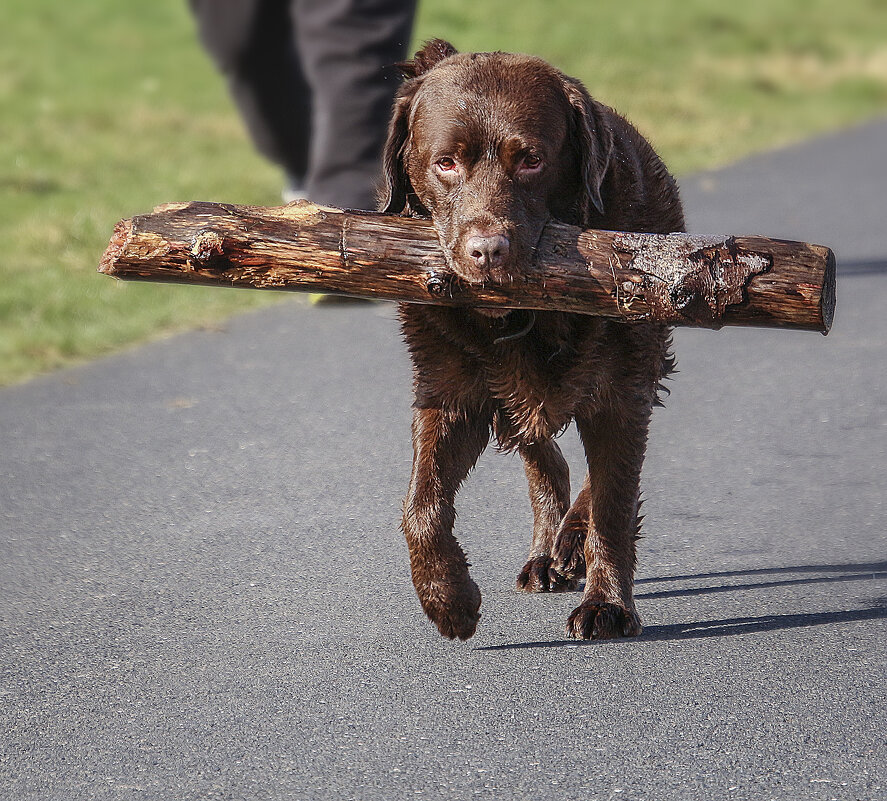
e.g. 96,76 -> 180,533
2,119 -> 886,800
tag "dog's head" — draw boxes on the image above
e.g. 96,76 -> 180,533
380,39 -> 614,287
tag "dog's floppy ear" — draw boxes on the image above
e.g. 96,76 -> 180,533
379,41 -> 458,214
396,38 -> 458,78
379,83 -> 420,214
562,76 -> 614,224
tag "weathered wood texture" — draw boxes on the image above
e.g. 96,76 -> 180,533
99,200 -> 836,333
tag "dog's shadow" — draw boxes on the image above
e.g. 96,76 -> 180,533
478,560 -> 887,650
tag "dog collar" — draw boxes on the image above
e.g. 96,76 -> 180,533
493,310 -> 537,345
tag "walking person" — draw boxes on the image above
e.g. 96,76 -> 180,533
190,0 -> 417,210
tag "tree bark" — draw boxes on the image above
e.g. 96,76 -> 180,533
99,200 -> 835,333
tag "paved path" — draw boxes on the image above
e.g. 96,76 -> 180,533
2,119 -> 886,800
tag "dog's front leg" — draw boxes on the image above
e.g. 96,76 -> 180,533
562,408 -> 651,639
402,406 -> 491,640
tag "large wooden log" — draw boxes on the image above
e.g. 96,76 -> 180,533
99,200 -> 836,333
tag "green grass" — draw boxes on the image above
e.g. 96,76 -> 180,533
2,0 -> 886,385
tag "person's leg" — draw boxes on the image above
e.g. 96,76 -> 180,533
190,0 -> 312,188
293,0 -> 417,209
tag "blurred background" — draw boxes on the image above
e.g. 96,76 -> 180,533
2,0 -> 886,386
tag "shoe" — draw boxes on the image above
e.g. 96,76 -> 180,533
309,293 -> 374,305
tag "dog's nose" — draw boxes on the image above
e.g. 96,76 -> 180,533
465,234 -> 510,269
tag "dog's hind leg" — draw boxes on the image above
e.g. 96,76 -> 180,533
550,472 -> 590,582
515,439 -> 578,593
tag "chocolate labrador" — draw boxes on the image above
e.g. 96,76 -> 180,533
380,40 -> 684,640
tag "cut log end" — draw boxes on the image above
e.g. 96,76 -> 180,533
820,247 -> 837,335
98,218 -> 133,277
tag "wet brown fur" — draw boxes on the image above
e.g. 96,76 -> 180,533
381,40 -> 684,640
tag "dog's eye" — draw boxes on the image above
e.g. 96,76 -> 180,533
435,157 -> 457,171
520,153 -> 543,171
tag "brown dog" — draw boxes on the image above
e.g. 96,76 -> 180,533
380,40 -> 684,640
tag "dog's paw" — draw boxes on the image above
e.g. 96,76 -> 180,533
565,601 -> 642,640
516,555 -> 579,593
551,527 -> 586,580
417,574 -> 482,641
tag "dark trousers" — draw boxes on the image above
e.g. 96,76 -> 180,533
190,0 -> 416,209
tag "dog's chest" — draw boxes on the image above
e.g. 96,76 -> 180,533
476,314 -> 614,446
401,306 -> 613,445
482,342 -> 593,447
